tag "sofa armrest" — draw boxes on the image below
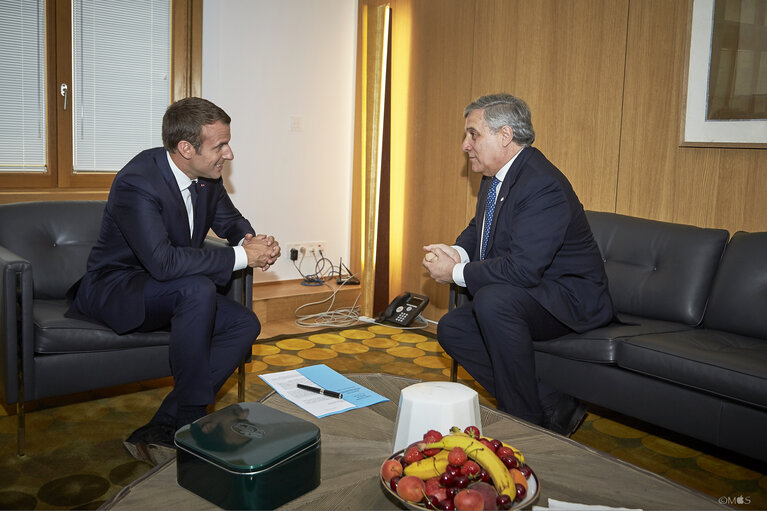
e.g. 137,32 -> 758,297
0,244 -> 32,405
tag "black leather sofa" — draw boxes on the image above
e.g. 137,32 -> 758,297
535,211 -> 767,463
0,201 -> 253,455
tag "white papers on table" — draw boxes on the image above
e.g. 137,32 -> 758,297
259,364 -> 388,418
533,499 -> 642,511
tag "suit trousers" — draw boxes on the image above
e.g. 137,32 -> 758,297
437,283 -> 573,425
138,275 -> 261,422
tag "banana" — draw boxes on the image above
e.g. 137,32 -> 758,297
423,434 -> 516,498
449,426 -> 525,463
403,449 -> 450,479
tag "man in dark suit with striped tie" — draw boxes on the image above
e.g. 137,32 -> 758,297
67,97 -> 280,463
423,93 -> 613,436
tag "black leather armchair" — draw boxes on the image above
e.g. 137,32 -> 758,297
0,201 -> 253,456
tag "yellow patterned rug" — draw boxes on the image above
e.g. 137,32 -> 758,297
1,324 -> 766,510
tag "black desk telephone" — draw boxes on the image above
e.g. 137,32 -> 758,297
380,292 -> 429,326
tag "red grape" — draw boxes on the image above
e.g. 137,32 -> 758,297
439,472 -> 455,487
500,455 -> 518,469
496,494 -> 512,510
453,474 -> 469,489
445,465 -> 461,477
439,499 -> 456,511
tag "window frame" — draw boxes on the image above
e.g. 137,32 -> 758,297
0,0 -> 201,197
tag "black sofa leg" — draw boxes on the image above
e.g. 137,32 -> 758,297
17,346 -> 25,457
17,400 -> 25,457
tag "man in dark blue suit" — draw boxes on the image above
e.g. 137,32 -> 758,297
68,97 -> 280,463
423,93 -> 613,436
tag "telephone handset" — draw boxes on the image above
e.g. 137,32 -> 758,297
380,292 -> 429,326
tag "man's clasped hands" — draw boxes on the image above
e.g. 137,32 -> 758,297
243,233 -> 281,271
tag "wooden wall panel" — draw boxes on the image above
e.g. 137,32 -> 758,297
470,0 -> 629,215
383,0 -> 767,324
618,0 -> 767,233
389,0 -> 475,319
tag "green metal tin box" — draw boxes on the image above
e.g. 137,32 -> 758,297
175,402 -> 321,510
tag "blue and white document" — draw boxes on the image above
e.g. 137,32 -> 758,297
260,364 -> 388,418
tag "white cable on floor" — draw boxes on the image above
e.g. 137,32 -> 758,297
294,275 -> 362,328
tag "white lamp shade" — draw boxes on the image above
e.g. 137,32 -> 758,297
392,381 -> 482,452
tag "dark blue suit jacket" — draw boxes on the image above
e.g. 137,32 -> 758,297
455,146 -> 613,332
69,147 -> 254,334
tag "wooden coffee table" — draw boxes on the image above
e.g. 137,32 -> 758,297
102,373 -> 725,510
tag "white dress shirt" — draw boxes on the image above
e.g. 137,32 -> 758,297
166,152 -> 248,271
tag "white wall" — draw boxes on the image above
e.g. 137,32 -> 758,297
202,0 -> 358,282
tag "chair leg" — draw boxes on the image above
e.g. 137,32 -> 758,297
17,349 -> 25,457
17,401 -> 25,457
237,360 -> 246,402
450,359 -> 458,382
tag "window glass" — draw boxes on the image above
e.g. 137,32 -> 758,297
72,0 -> 170,172
0,0 -> 47,173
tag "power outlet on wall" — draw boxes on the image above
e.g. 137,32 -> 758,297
287,241 -> 326,259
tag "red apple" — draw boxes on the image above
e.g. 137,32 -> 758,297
397,475 -> 426,503
468,482 -> 498,511
454,488 -> 484,511
381,458 -> 403,482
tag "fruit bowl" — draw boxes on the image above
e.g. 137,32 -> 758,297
380,449 -> 540,511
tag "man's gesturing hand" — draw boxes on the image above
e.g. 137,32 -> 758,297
243,234 -> 281,271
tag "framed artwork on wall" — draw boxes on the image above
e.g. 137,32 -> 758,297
681,0 -> 767,148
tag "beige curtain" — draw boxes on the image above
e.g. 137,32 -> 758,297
353,1 -> 390,316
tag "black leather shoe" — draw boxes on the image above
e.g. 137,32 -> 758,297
123,422 -> 177,466
544,395 -> 588,437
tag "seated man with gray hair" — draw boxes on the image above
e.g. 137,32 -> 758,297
423,93 -> 613,436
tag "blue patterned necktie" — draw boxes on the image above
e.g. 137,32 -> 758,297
481,177 -> 500,260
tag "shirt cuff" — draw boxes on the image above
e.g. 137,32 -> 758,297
453,245 -> 470,263
451,245 -> 469,287
452,262 -> 467,287
232,245 -> 247,271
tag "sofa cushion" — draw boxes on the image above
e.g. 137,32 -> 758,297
586,211 -> 728,326
34,300 -> 170,354
535,313 -> 693,363
617,329 -> 767,409
703,231 -> 767,339
0,201 -> 105,299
